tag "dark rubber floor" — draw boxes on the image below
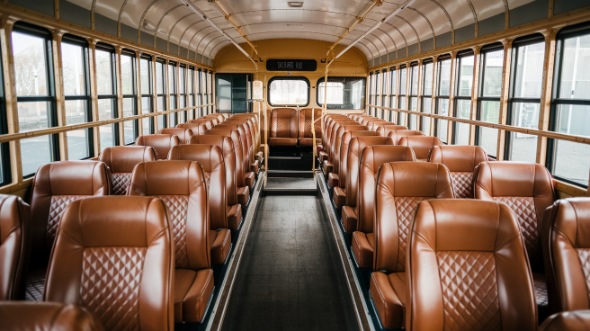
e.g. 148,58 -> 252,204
222,195 -> 358,330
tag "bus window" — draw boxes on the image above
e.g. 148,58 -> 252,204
550,25 -> 590,187
476,45 -> 504,157
96,43 -> 118,149
506,35 -> 545,163
317,77 -> 366,110
421,60 -> 434,134
156,59 -> 167,130
121,50 -> 138,145
12,24 -> 57,177
140,55 -> 154,135
268,77 -> 309,107
62,35 -> 92,160
436,56 -> 451,143
408,62 -> 419,130
454,52 -> 474,145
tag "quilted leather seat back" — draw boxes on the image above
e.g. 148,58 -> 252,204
190,135 -> 238,208
188,119 -> 214,131
30,161 -> 110,264
429,145 -> 488,199
129,161 -> 210,270
397,136 -> 442,161
168,145 -> 226,230
160,128 -> 194,144
270,108 -> 298,138
330,125 -> 366,174
45,196 -> 174,331
407,199 -> 537,331
135,134 -> 181,160
358,146 -> 416,233
338,131 -> 379,189
206,128 -> 247,187
177,122 -> 207,136
99,146 -> 156,195
474,161 -> 555,270
0,195 -> 30,300
298,108 -> 322,145
346,136 -> 394,207
374,162 -> 453,272
375,124 -> 408,138
542,198 -> 590,313
388,129 -> 424,145
0,302 -> 103,330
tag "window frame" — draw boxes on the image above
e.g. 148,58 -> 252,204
316,76 -> 366,110
267,76 -> 310,107
453,50 -> 475,145
95,42 -> 119,148
435,54 -> 452,143
121,49 -> 138,145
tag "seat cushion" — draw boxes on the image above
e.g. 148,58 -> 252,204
341,206 -> 358,233
299,138 -> 321,146
322,161 -> 333,175
174,269 -> 214,323
352,231 -> 374,268
370,272 -> 407,329
319,151 -> 329,163
209,229 -> 231,265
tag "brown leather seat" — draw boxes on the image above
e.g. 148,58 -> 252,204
319,116 -> 354,164
268,107 -> 299,146
0,194 -> 30,300
332,130 -> 378,210
99,146 -> 156,195
27,161 -> 110,301
540,310 -> 590,331
298,108 -> 322,146
218,121 -> 259,175
135,134 -> 181,160
206,128 -> 252,206
190,135 -> 242,230
375,124 -> 407,137
397,136 -> 442,161
168,145 -> 232,264
324,124 -> 366,180
428,145 -> 488,198
341,136 -> 394,233
189,119 -> 214,131
405,199 -> 537,331
160,127 -> 195,144
233,114 -> 264,164
0,302 -> 103,330
370,162 -> 453,329
350,146 -> 416,268
542,198 -> 590,315
177,122 -> 208,136
388,129 -> 424,145
474,161 -> 555,317
45,196 -> 174,330
128,161 -> 213,323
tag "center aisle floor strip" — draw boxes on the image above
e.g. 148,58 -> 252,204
219,176 -> 360,330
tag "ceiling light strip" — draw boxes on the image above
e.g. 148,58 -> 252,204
184,0 -> 258,69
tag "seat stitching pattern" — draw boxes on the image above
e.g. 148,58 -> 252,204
112,173 -> 131,195
494,197 -> 537,258
451,172 -> 473,199
48,195 -> 86,245
395,196 -> 423,271
577,249 -> 590,303
81,247 -> 146,331
437,251 -> 501,331
157,195 -> 189,268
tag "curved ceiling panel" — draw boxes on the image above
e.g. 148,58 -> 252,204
63,0 -> 540,62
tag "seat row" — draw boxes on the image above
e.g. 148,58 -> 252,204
0,112 -> 263,328
320,113 -> 590,329
263,107 -> 322,147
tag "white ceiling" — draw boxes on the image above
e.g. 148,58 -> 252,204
66,0 -> 535,62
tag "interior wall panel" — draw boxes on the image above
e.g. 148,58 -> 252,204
510,0 -> 549,27
454,23 -> 476,43
60,0 -> 91,28
479,13 -> 505,37
8,0 -> 54,17
554,0 -> 590,15
95,14 -> 118,36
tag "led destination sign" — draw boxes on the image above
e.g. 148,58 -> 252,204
266,59 -> 317,71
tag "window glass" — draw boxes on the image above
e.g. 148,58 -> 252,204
269,77 -> 309,106
317,77 -> 365,110
477,48 -> 504,157
12,26 -> 56,176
